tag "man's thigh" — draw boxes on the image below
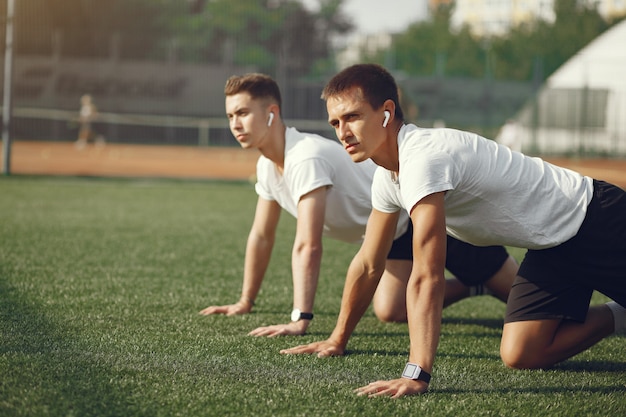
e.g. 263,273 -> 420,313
445,236 -> 509,286
373,259 -> 412,322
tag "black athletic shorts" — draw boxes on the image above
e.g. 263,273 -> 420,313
505,180 -> 626,324
387,221 -> 509,286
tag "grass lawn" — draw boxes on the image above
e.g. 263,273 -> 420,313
1,176 -> 624,417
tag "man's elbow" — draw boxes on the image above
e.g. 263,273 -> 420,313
293,241 -> 323,259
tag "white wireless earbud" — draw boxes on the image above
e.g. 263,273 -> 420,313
267,112 -> 275,127
382,110 -> 391,127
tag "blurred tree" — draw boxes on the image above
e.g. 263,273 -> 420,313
369,5 -> 485,78
445,25 -> 486,78
491,0 -> 610,81
171,0 -> 352,77
489,20 -> 548,81
540,0 -> 609,78
188,0 -> 207,14
307,0 -> 353,77
6,0 -> 180,59
4,0 -> 351,76
364,0 -> 615,82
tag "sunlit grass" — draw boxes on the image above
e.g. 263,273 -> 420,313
1,176 -> 624,417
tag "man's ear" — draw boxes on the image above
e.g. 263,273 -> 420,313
266,103 -> 280,126
383,99 -> 397,119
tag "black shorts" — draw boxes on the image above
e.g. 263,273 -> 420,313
387,222 -> 509,286
505,180 -> 626,324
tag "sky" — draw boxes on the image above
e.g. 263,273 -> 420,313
299,0 -> 428,35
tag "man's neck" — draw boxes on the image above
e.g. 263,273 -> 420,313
373,122 -> 402,172
259,125 -> 287,170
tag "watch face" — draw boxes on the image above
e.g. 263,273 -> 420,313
291,308 -> 301,322
402,363 -> 418,379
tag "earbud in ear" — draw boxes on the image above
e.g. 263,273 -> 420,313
267,112 -> 275,127
382,110 -> 391,127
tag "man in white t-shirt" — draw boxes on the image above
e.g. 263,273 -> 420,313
199,73 -> 518,335
282,64 -> 626,398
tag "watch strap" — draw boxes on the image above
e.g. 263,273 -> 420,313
291,309 -> 314,322
298,312 -> 314,320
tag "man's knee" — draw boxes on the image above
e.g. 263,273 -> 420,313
500,327 -> 547,369
373,305 -> 407,323
500,343 -> 539,369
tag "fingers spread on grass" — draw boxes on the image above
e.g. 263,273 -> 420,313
198,306 -> 225,315
317,346 -> 343,358
199,303 -> 249,316
355,381 -> 389,398
280,341 -> 344,357
280,344 -> 314,355
354,379 -> 427,399
248,323 -> 304,337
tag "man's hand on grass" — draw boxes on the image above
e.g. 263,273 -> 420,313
279,340 -> 345,357
248,321 -> 310,337
199,299 -> 252,316
355,378 -> 429,398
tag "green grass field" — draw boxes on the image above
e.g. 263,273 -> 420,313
1,176 -> 624,417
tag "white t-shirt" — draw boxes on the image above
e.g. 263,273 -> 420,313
256,127 -> 409,244
372,124 -> 593,249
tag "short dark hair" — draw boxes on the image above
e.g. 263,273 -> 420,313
322,63 -> 404,120
224,73 -> 282,108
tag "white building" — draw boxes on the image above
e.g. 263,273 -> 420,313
334,32 -> 393,69
514,19 -> 626,155
450,0 -> 626,36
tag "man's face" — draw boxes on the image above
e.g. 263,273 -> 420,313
326,87 -> 385,163
225,92 -> 271,149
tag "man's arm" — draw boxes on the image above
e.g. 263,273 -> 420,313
280,209 -> 399,355
355,192 -> 447,398
249,186 -> 328,336
199,197 -> 281,316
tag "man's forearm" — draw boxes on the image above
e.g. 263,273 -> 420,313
329,256 -> 383,348
241,233 -> 274,303
291,242 -> 322,314
406,274 -> 445,373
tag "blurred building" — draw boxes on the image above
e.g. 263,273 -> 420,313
434,0 -> 626,36
334,32 -> 393,69
514,19 -> 626,156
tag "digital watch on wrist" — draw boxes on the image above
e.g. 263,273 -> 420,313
401,362 -> 431,384
290,308 -> 314,322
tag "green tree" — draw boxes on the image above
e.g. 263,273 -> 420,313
366,0 -> 614,82
5,0 -> 351,76
491,0 -> 609,81
367,5 -> 486,78
541,0 -> 609,77
171,0 -> 352,77
445,25 -> 487,78
7,0 -> 179,58
490,20 -> 549,81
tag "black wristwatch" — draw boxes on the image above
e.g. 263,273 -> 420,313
401,362 -> 431,384
290,308 -> 314,322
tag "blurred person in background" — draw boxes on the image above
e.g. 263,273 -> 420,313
75,94 -> 105,149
